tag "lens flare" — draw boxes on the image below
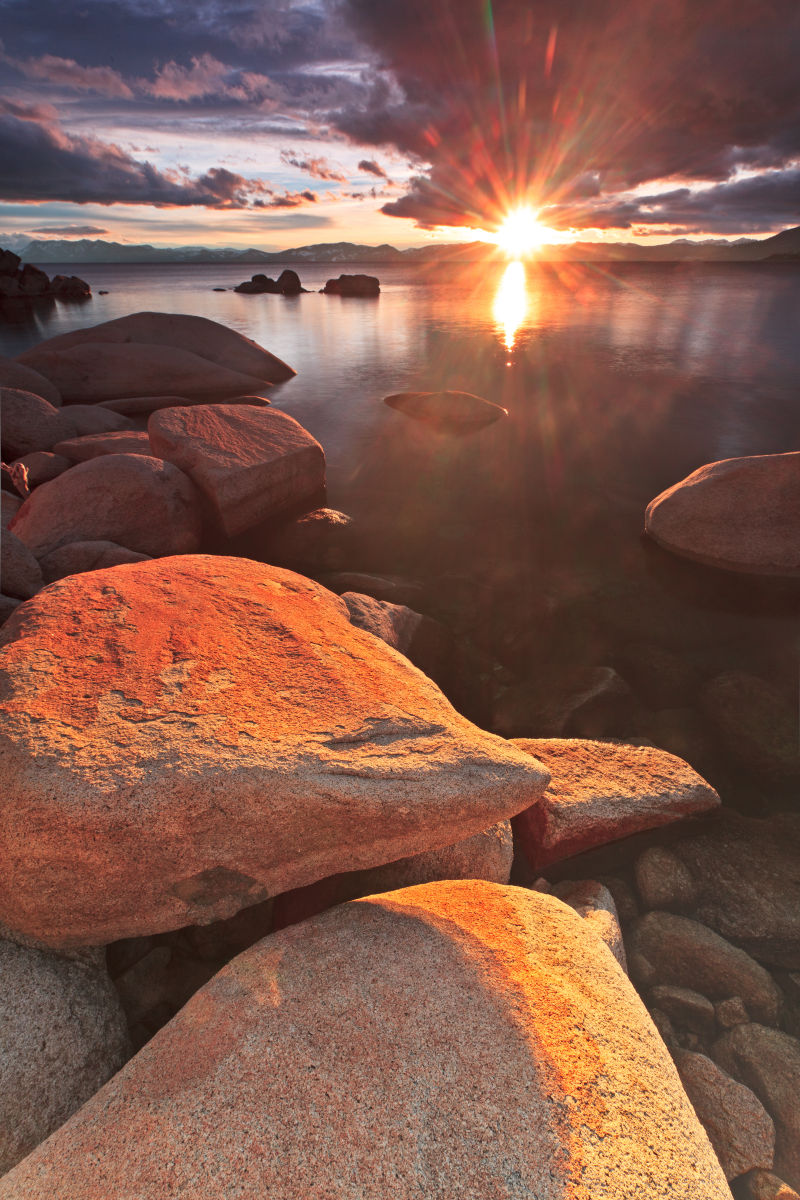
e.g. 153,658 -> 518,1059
493,260 -> 527,350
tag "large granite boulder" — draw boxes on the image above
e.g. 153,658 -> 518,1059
9,454 -> 203,559
645,453 -> 800,575
17,311 -> 295,385
0,939 -> 130,1176
14,342 -> 270,404
510,738 -> 720,870
0,388 -> 64,458
384,390 -> 508,433
0,356 -> 61,406
148,405 -> 325,536
0,556 -> 548,947
0,882 -> 731,1199
674,1049 -> 774,1181
628,912 -> 782,1025
8,451 -> 71,489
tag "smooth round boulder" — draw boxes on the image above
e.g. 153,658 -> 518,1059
0,388 -> 64,458
17,311 -> 295,385
0,882 -> 732,1199
0,556 -> 549,947
0,939 -> 130,1176
0,529 -> 43,598
645,453 -> 800,575
9,453 -> 202,559
0,355 -> 61,406
384,389 -> 508,433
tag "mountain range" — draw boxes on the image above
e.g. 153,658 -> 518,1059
2,227 -> 800,264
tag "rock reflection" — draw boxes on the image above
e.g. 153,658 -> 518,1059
493,260 -> 528,350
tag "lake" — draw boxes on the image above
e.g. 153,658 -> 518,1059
3,258 -> 800,810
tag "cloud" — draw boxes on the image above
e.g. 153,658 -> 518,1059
26,224 -> 110,235
254,189 -> 318,208
280,150 -> 346,181
358,158 -> 388,178
142,53 -> 280,103
336,0 -> 800,234
0,109 -> 269,207
10,53 -> 134,98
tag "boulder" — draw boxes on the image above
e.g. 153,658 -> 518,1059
320,570 -> 425,607
674,1050 -> 775,1181
635,845 -> 699,912
736,1170 -> 800,1200
713,1024 -> 800,1190
263,507 -> 353,572
551,879 -> 627,970
510,738 -> 720,871
494,665 -> 643,739
19,264 -> 49,297
0,388 -> 64,457
9,454 -> 203,559
50,274 -> 91,300
18,311 -> 295,384
0,556 -> 549,947
649,985 -> 716,1037
668,812 -> 800,969
0,938 -> 130,1176
0,882 -> 732,1200
343,591 -> 454,692
276,269 -> 302,294
98,393 -> 269,416
700,672 -> 800,783
38,540 -> 151,585
0,249 -> 20,276
384,390 -> 508,433
273,821 -> 514,930
1,490 -> 21,528
234,273 -> 281,294
148,405 -> 325,537
1,529 -> 43,599
0,355 -> 61,406
0,594 -> 20,625
15,342 -> 271,404
645,453 -> 800,576
628,912 -> 782,1026
53,431 -> 154,462
57,405 -> 134,438
9,451 -> 71,488
323,272 -> 380,296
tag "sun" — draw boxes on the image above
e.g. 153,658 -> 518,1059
493,206 -> 564,257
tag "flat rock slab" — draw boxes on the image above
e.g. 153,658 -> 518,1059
9,453 -> 202,559
645,453 -> 800,575
0,556 -> 548,947
0,881 -> 731,1199
17,311 -> 295,384
0,939 -> 130,1176
510,738 -> 720,870
148,405 -> 325,536
53,431 -> 154,462
670,811 -> 800,968
16,342 -> 270,403
384,389 -> 508,433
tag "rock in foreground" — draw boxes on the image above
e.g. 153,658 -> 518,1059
645,453 -> 800,575
0,882 -> 731,1199
511,738 -> 720,870
0,557 -> 549,947
148,404 -> 325,536
384,389 -> 508,433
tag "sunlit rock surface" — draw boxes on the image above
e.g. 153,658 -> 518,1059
0,882 -> 731,1199
17,311 -> 295,386
148,404 -> 325,536
645,452 -> 800,575
510,738 -> 720,870
0,556 -> 548,947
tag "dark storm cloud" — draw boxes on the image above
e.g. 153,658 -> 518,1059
0,109 -> 269,206
336,0 -> 800,233
279,150 -> 347,181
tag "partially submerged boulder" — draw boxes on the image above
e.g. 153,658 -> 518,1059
645,453 -> 800,576
384,389 -> 507,433
323,273 -> 379,296
510,738 -> 720,871
0,556 -> 549,947
0,882 -> 731,1199
148,405 -> 325,536
9,454 -> 202,559
18,311 -> 295,385
0,938 -> 129,1176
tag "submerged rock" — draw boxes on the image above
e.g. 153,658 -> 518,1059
0,882 -> 732,1199
0,556 -> 548,947
645,452 -> 800,576
384,389 -> 507,433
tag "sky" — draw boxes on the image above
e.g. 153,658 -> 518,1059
0,0 -> 798,250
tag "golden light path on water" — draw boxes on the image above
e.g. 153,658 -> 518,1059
493,260 -> 528,350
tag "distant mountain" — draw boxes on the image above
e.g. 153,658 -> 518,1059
5,226 -> 800,265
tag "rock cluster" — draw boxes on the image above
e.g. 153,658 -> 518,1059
234,268 -> 306,294
0,249 -> 90,311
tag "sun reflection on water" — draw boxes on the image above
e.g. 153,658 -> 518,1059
493,260 -> 528,351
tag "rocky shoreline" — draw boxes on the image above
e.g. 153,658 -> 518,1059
1,309 -> 799,1198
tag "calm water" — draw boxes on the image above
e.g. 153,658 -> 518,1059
3,259 -> 800,807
